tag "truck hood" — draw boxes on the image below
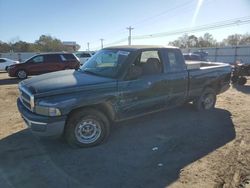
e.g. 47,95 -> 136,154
20,70 -> 116,95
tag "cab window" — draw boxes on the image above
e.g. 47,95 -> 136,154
132,50 -> 163,76
166,50 -> 185,72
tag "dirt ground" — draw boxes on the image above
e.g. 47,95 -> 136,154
0,72 -> 249,188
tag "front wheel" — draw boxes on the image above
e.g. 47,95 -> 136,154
64,108 -> 110,148
193,88 -> 216,111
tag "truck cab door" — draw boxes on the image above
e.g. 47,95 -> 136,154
117,50 -> 170,119
163,49 -> 189,107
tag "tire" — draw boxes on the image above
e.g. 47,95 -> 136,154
193,88 -> 216,111
5,66 -> 9,71
238,77 -> 247,86
64,108 -> 110,148
231,75 -> 239,84
16,70 -> 27,79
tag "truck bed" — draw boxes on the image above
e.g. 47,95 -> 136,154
186,61 -> 232,99
186,60 -> 229,70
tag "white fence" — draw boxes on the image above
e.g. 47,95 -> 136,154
182,45 -> 250,64
0,51 -> 94,62
1,45 -> 250,64
0,52 -> 39,62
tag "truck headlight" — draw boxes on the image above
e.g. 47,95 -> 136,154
35,106 -> 61,116
48,107 -> 61,116
35,101 -> 61,116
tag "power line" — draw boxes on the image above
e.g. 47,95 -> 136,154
92,16 -> 250,49
132,16 -> 250,40
132,0 -> 195,27
88,0 -> 198,49
92,37 -> 127,50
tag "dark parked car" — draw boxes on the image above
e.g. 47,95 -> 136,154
183,51 -> 208,61
8,53 -> 80,79
17,45 -> 231,147
183,53 -> 203,61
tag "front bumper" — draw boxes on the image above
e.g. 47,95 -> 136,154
7,68 -> 16,77
17,98 -> 67,137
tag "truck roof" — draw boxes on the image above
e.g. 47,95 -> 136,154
104,45 -> 178,51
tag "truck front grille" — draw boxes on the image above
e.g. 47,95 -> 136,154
19,85 -> 34,112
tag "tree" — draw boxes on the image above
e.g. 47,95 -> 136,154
187,35 -> 198,47
34,35 -> 81,52
222,33 -> 250,46
222,34 -> 242,46
168,39 -> 183,48
168,34 -> 190,48
198,33 -> 217,47
168,33 -> 216,48
240,33 -> 250,45
12,41 -> 31,52
35,35 -> 65,52
0,41 -> 11,52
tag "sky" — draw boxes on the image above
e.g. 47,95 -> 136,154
0,0 -> 250,50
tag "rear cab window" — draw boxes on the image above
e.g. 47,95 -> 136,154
165,49 -> 186,72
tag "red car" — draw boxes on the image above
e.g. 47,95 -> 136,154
8,53 -> 80,79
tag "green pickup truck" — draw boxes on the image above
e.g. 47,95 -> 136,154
17,45 -> 231,147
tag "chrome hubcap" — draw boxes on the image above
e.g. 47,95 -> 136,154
18,71 -> 26,78
75,119 -> 101,144
203,94 -> 214,109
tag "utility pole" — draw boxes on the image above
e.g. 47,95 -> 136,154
87,42 -> 90,51
100,38 -> 104,49
126,26 -> 134,45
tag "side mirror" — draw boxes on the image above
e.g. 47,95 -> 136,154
126,65 -> 142,80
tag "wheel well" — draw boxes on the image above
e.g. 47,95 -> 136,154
15,69 -> 27,76
66,103 -> 115,124
203,82 -> 220,94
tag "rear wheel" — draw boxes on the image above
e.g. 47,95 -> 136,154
16,70 -> 27,79
193,88 -> 216,111
65,108 -> 110,148
5,66 -> 9,71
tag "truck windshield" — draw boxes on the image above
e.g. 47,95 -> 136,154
80,49 -> 130,78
